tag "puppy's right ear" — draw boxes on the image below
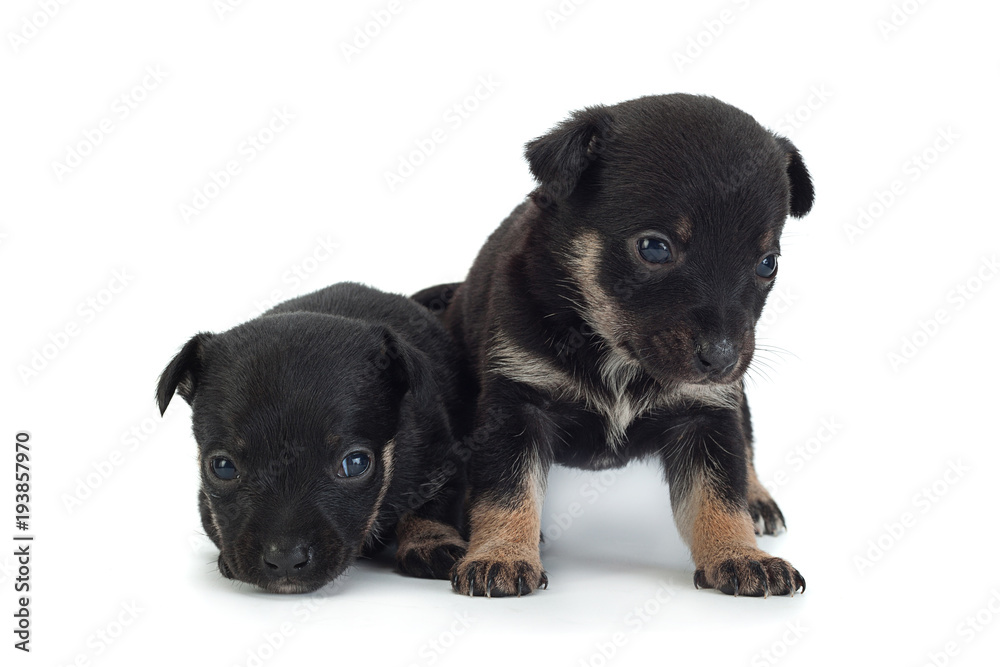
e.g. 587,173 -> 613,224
774,135 -> 814,218
525,105 -> 614,203
156,333 -> 214,415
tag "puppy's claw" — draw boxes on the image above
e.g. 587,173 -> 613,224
697,551 -> 803,597
749,562 -> 769,599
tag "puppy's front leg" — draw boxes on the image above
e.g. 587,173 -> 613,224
395,514 -> 467,580
451,401 -> 549,597
740,391 -> 787,536
666,411 -> 805,596
396,475 -> 468,581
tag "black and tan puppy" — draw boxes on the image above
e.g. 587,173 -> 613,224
413,94 -> 814,597
157,283 -> 469,593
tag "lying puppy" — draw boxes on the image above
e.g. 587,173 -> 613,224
157,283 -> 469,593
413,94 -> 814,597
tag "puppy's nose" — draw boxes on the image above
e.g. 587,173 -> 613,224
693,338 -> 738,379
262,543 -> 313,578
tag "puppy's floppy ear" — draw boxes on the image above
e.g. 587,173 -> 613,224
525,105 -> 614,202
156,333 -> 214,416
774,135 -> 814,218
376,327 -> 442,411
374,326 -> 453,442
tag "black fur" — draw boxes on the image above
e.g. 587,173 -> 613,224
157,283 -> 469,593
414,94 -> 814,597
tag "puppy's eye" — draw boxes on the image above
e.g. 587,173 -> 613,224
211,457 -> 238,481
756,254 -> 778,279
339,452 -> 371,478
636,237 -> 673,264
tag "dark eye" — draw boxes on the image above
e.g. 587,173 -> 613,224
636,237 -> 673,264
339,452 -> 371,478
211,457 -> 238,481
756,254 -> 778,278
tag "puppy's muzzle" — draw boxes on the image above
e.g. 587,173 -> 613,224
692,337 -> 738,380
262,541 -> 314,579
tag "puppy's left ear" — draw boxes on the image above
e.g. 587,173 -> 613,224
525,105 -> 614,202
156,333 -> 214,416
774,135 -> 814,218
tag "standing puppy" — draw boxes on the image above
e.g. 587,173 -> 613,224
158,283 -> 470,593
414,94 -> 814,597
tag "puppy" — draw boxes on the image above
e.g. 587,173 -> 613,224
413,94 -> 814,597
157,283 -> 470,593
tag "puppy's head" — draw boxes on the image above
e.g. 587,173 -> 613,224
525,94 -> 814,386
157,313 -> 443,593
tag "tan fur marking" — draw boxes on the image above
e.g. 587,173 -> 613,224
675,216 -> 693,244
466,475 -> 542,558
362,438 -> 395,544
760,227 -> 777,253
396,515 -> 466,553
487,331 -> 575,393
674,468 -> 756,563
564,231 -> 632,349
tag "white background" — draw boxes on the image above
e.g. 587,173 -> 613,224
3,1 -> 999,665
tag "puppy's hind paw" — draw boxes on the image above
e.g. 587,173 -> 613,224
395,515 -> 468,581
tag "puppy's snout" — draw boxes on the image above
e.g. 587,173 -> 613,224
262,542 -> 313,578
693,338 -> 738,379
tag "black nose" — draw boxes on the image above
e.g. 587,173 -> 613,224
262,543 -> 313,578
693,338 -> 738,379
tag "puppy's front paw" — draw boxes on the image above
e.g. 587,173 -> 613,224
451,544 -> 547,597
395,516 -> 468,580
694,548 -> 805,597
746,479 -> 787,536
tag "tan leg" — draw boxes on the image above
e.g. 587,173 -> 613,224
451,471 -> 547,597
674,469 -> 804,597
